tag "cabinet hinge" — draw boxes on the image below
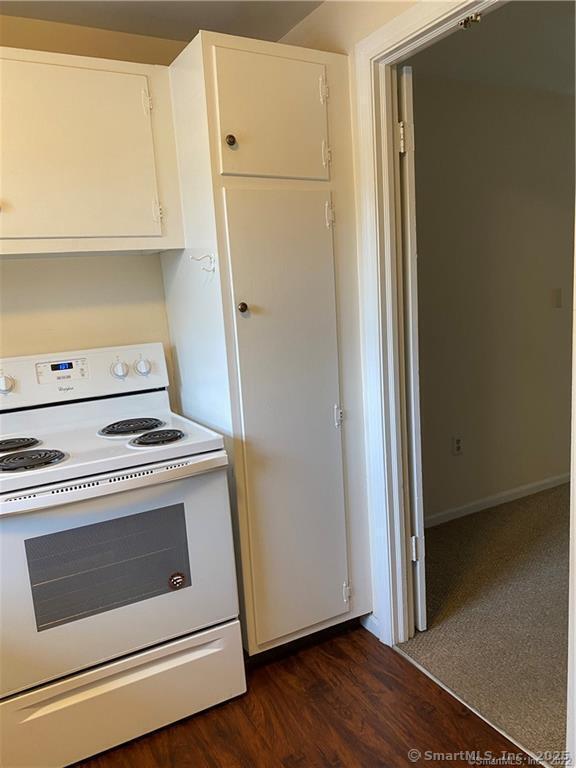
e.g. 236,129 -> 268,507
397,120 -> 414,155
321,139 -> 332,169
319,72 -> 329,104
397,121 -> 406,154
334,403 -> 343,428
410,535 -> 420,563
325,201 -> 335,229
152,200 -> 164,223
343,582 -> 352,603
142,90 -> 153,113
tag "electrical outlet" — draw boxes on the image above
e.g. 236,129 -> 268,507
552,288 -> 563,309
451,436 -> 463,456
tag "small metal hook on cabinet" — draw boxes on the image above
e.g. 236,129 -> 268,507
190,254 -> 216,273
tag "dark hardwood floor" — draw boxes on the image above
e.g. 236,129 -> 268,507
77,624 -> 522,768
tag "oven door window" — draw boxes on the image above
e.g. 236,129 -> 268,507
25,504 -> 191,631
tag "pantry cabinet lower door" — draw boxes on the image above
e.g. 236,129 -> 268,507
224,188 -> 350,646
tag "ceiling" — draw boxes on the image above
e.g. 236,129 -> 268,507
0,1 -> 322,42
407,1 -> 575,96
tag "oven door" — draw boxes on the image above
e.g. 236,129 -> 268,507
0,467 -> 239,698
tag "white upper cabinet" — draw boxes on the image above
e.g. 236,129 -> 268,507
0,49 -> 183,255
1,60 -> 160,239
213,47 -> 330,181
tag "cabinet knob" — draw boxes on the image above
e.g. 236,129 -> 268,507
237,302 -> 249,314
225,134 -> 237,147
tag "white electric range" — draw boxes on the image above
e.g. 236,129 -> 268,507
0,343 -> 246,768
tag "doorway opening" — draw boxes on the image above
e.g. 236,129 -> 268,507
392,1 -> 575,757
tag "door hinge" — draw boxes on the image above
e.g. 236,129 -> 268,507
334,404 -> 343,428
459,12 -> 482,29
319,72 -> 329,104
343,582 -> 352,603
321,139 -> 332,169
142,90 -> 153,113
325,201 -> 335,229
397,120 -> 414,154
153,200 -> 164,223
410,535 -> 420,563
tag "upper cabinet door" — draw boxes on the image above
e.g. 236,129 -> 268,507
0,59 -> 162,240
213,48 -> 330,181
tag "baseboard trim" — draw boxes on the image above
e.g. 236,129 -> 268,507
360,613 -> 380,640
425,474 -> 570,529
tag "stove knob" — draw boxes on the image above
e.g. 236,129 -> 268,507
134,358 -> 152,377
110,361 -> 129,380
0,375 -> 15,394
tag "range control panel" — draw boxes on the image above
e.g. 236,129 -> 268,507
36,358 -> 89,385
0,343 -> 169,410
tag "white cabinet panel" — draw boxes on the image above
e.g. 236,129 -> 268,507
165,34 -> 370,655
224,188 -> 349,644
214,48 -> 329,181
0,59 -> 161,240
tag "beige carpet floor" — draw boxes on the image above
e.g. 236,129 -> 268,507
399,484 -> 570,757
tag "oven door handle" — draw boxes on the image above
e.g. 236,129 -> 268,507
0,451 -> 229,517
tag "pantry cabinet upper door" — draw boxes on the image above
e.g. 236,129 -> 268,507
213,48 -> 330,180
0,59 -> 162,239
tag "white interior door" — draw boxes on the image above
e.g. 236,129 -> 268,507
398,65 -> 427,631
214,48 -> 330,181
0,59 -> 161,240
224,188 -> 349,645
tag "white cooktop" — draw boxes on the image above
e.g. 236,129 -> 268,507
0,391 -> 224,495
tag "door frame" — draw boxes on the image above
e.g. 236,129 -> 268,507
354,0 -> 502,647
354,0 -> 575,759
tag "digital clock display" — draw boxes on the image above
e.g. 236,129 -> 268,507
51,362 -> 74,371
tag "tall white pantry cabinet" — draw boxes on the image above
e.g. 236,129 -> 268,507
162,32 -> 372,654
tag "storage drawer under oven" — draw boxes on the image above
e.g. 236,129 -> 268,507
0,469 -> 239,698
1,619 -> 246,768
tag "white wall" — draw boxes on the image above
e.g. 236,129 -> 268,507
0,253 -> 173,373
0,14 -> 184,64
280,1 -> 415,54
412,75 -> 575,521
